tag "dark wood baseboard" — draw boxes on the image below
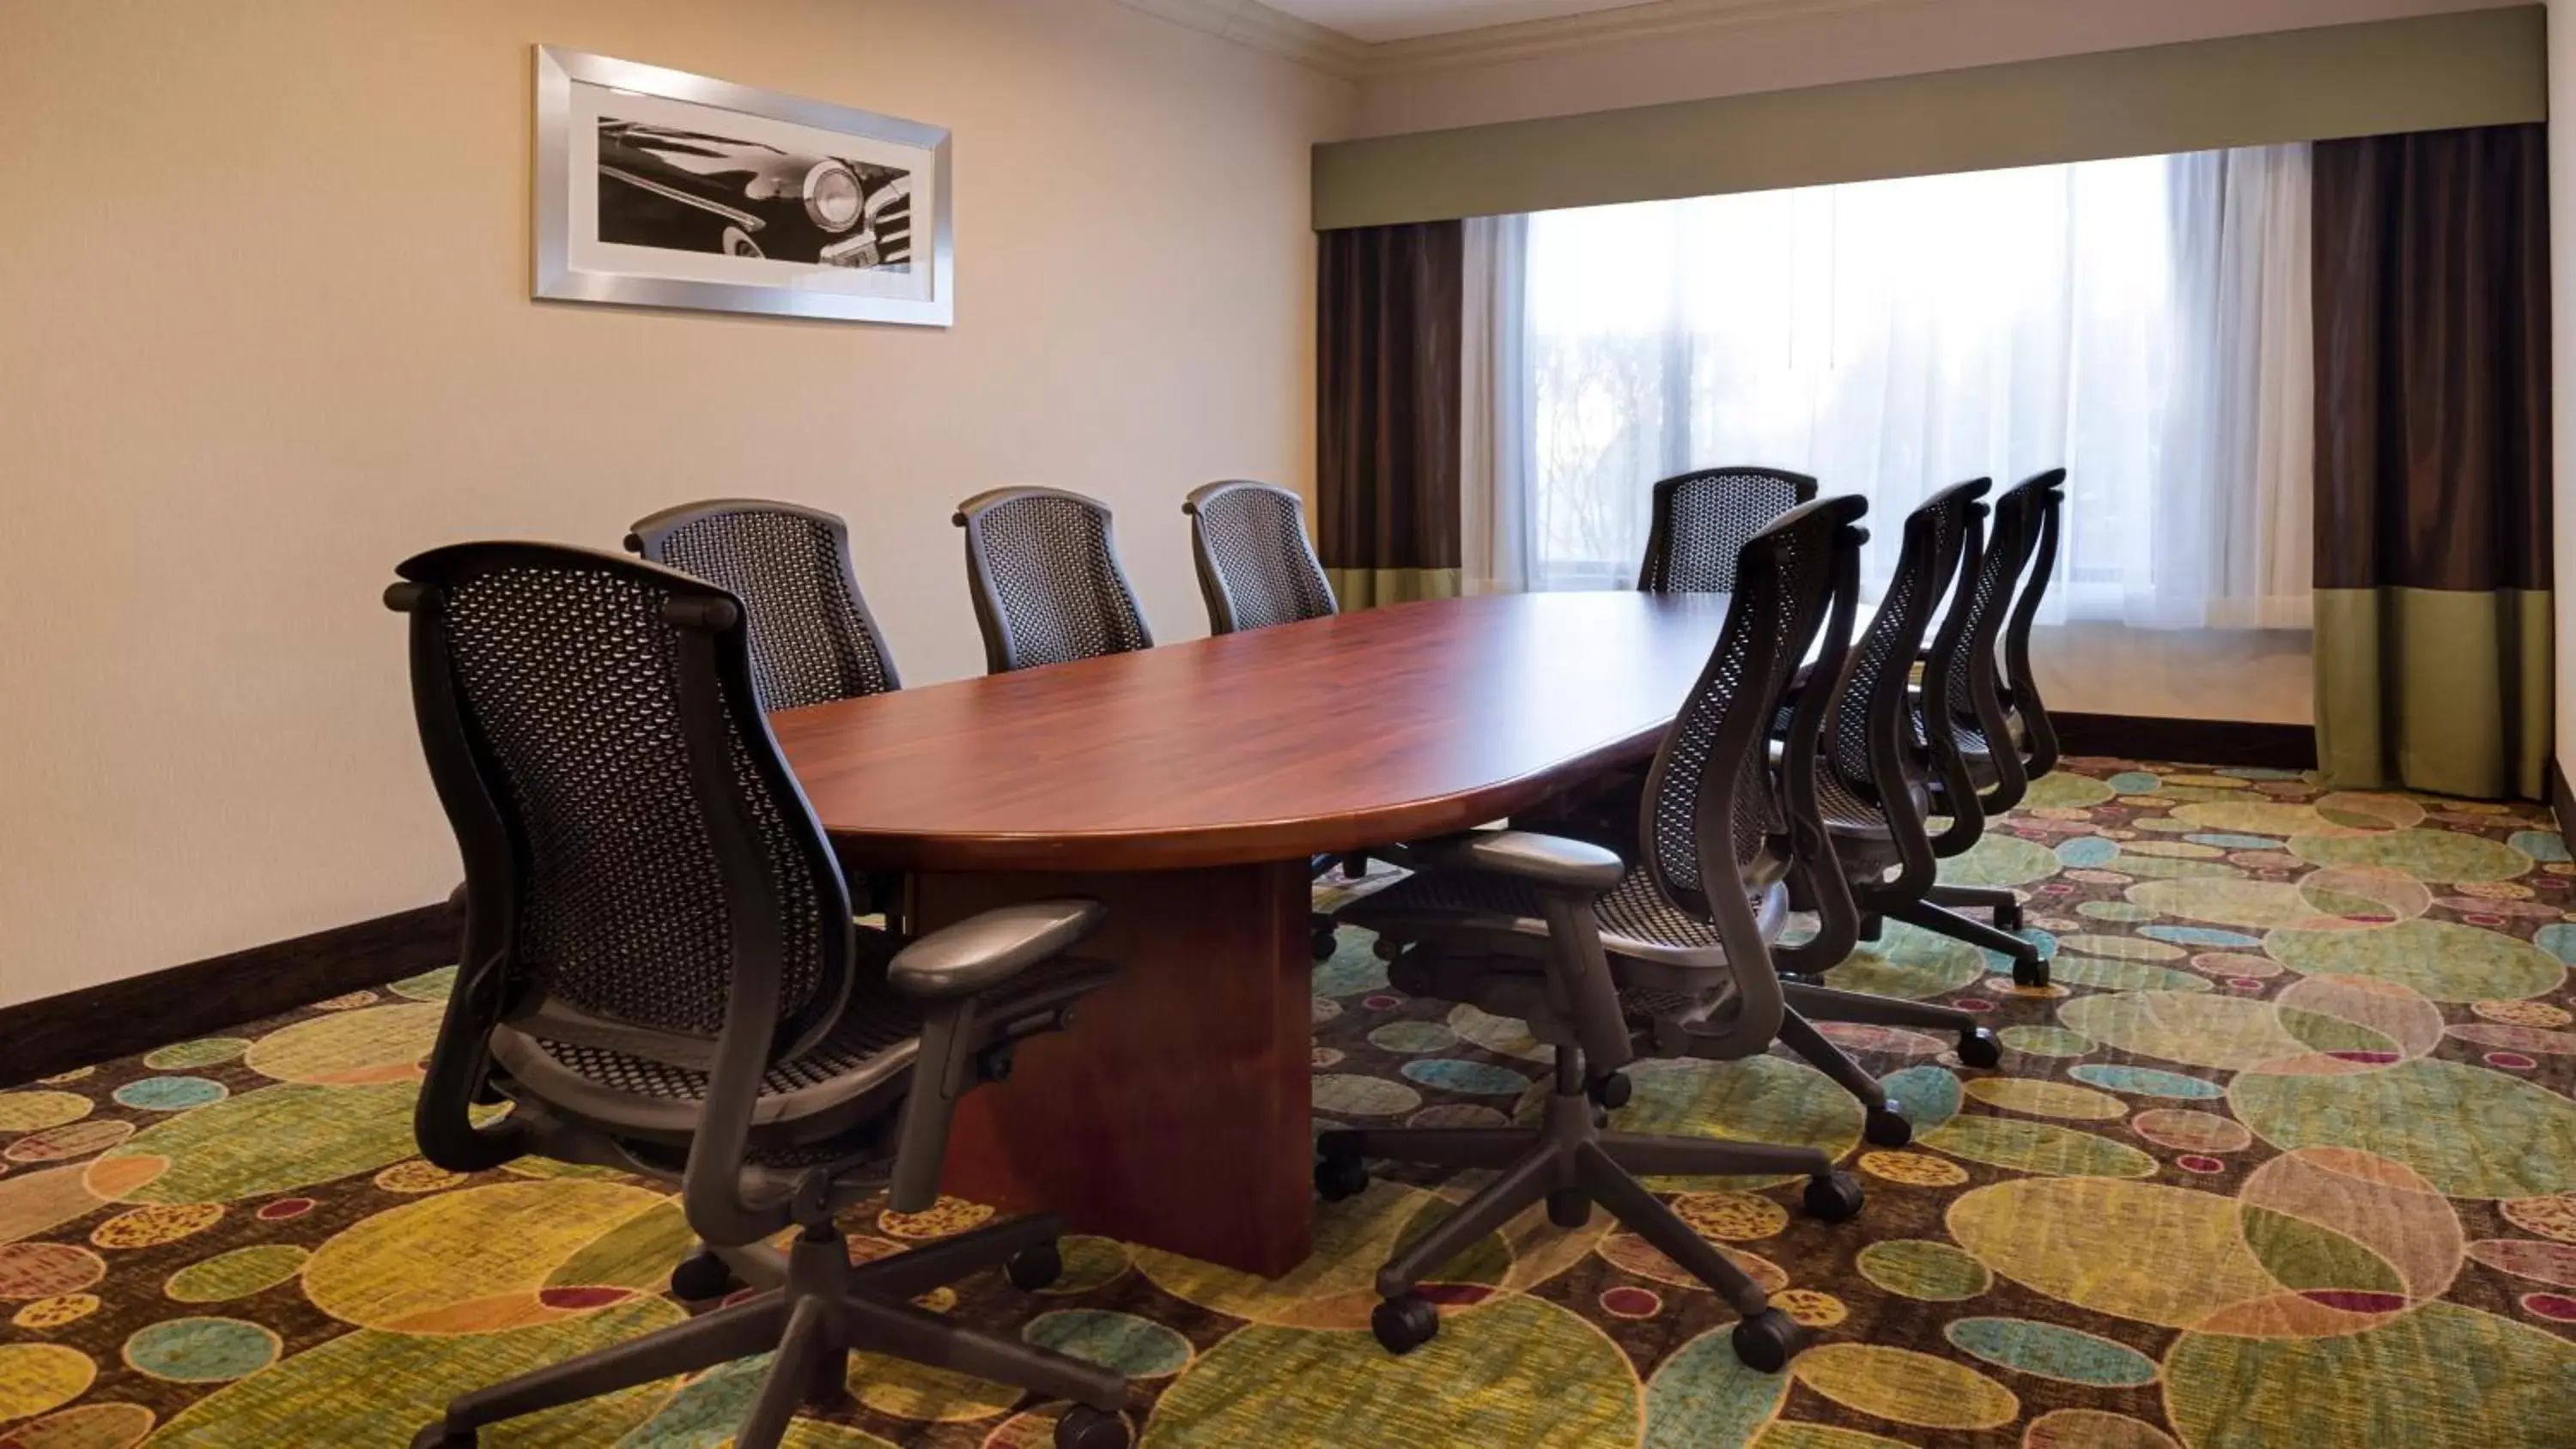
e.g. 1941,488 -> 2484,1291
2053,712 -> 2318,771
0,900 -> 462,1088
2550,757 -> 2576,844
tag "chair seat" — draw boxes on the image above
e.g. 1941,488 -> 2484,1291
1344,860 -> 1752,970
1817,770 -> 1892,835
1619,982 -> 1728,1022
1956,710 -> 2028,755
615,1127 -> 896,1180
492,970 -> 925,1148
1953,712 -> 2031,791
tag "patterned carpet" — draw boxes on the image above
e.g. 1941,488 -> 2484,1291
4,759 -> 2576,1447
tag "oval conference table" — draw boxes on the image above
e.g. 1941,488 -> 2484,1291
771,590 -> 1740,1276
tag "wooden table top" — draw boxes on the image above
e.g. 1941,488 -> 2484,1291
772,591 -> 1737,873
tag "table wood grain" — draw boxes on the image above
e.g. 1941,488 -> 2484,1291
774,591 -> 1736,874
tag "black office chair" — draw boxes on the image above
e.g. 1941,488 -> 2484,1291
1520,466 -> 1820,850
954,488 -> 1153,675
1990,469 -> 2069,786
1182,480 -> 1337,634
626,499 -> 901,709
1637,466 -> 1820,593
1331,497 -> 1872,1375
1793,483 -> 2050,973
628,499 -> 908,926
1760,488 -> 2010,1146
1182,480 -> 1358,958
387,543 -> 1133,1449
1900,484 -> 2050,969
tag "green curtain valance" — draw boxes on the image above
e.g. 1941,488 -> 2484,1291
1314,8 -> 2545,232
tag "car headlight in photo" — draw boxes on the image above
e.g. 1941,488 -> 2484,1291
803,162 -> 865,233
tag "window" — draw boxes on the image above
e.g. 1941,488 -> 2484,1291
1515,149 -> 2312,628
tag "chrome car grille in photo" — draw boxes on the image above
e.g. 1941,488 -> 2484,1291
597,119 -> 914,271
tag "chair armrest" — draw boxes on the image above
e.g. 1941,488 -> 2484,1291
884,906 -> 1114,1215
1420,830 -> 1624,892
890,900 -> 1106,1000
887,955 -> 1120,1215
1407,830 -> 1631,1076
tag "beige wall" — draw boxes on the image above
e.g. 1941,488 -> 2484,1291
1354,0 -> 2518,136
2553,0 -> 2576,782
0,0 -> 1352,1006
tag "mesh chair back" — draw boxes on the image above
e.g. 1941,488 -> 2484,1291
627,500 -> 900,711
1183,480 -> 1337,634
1824,480 -> 1987,797
954,488 -> 1154,674
1637,467 -> 1820,593
1931,491 -> 2034,732
391,543 -> 854,1069
1996,470 -> 2068,775
1638,494 -> 1868,919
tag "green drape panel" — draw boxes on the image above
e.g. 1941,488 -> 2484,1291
2313,587 -> 2552,800
2311,124 -> 2552,798
1325,568 -> 1462,610
1317,221 -> 1464,611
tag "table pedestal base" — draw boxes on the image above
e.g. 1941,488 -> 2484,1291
912,860 -> 1315,1277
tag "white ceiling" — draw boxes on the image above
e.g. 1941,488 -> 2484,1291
1260,0 -> 1655,44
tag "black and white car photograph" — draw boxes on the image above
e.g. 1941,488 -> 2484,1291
596,119 -> 914,271
535,46 -> 951,325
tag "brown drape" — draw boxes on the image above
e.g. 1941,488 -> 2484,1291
1317,221 -> 1464,609
2313,124 -> 2551,595
2312,123 -> 2552,798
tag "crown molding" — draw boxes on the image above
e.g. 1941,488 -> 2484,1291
1108,0 -> 1372,78
1365,0 -> 1924,74
1110,0 -> 1943,79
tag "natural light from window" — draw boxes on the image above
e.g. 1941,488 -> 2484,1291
1522,149 -> 2311,631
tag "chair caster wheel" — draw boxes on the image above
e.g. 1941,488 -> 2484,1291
1586,1071 -> 1632,1110
1546,1187 -> 1592,1228
1994,900 -> 2024,931
1862,1102 -> 1911,1148
1311,927 -> 1340,961
1802,1171 -> 1865,1223
2012,957 -> 2050,989
1315,1153 -> 1369,1203
1730,1307 -> 1811,1373
1956,1028 -> 2002,1069
1005,1240 -> 1063,1293
1054,1405 -> 1133,1449
1371,1294 -> 1441,1355
669,1249 -> 737,1301
412,1425 -> 476,1448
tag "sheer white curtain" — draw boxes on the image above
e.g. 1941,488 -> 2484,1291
1501,146 -> 2313,624
2160,146 -> 2315,628
1461,213 -> 1533,595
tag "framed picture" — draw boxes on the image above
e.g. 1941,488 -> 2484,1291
533,45 -> 952,326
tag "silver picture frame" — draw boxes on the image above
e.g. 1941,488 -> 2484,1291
534,45 -> 954,326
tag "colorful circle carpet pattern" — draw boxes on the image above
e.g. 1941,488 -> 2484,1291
3,761 -> 2574,1446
